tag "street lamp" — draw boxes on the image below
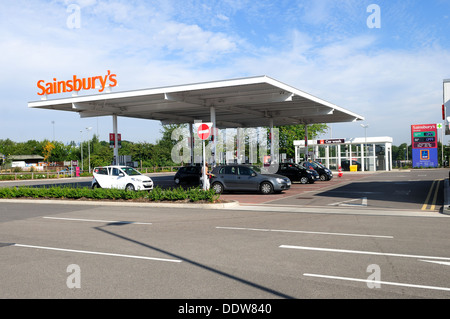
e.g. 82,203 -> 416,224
51,121 -> 55,141
86,127 -> 92,173
361,124 -> 369,171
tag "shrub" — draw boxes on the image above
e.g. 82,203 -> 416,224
0,186 -> 220,203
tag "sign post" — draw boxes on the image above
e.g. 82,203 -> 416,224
196,123 -> 212,190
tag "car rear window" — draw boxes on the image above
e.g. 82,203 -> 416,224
187,167 -> 199,173
95,168 -> 108,175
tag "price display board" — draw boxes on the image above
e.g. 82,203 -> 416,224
411,124 -> 438,168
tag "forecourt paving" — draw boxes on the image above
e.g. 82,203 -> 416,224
220,169 -> 446,214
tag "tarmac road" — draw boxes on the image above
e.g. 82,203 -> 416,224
0,200 -> 449,301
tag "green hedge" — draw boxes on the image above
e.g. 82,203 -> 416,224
0,186 -> 220,203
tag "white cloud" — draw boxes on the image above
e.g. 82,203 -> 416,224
216,13 -> 229,22
230,29 -> 450,144
151,21 -> 238,62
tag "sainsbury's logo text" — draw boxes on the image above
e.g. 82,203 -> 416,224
37,70 -> 117,96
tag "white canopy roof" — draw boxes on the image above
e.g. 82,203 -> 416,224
28,76 -> 364,129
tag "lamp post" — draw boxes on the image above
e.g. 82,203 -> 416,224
361,124 -> 369,171
86,127 -> 92,173
51,121 -> 55,141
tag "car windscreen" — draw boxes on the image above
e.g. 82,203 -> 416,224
122,167 -> 142,176
304,162 -> 318,169
314,162 -> 325,168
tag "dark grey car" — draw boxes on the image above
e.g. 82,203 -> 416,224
210,165 -> 291,194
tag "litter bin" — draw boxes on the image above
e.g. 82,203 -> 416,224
350,165 -> 357,172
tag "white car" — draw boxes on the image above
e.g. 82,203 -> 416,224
92,166 -> 154,191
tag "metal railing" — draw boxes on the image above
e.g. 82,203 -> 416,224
0,171 -> 77,180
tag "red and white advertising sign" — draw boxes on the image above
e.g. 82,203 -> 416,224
109,133 -> 122,148
197,123 -> 212,140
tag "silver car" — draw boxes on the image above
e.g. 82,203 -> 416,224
210,165 -> 291,194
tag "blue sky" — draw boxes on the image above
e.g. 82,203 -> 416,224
1,0 -> 450,146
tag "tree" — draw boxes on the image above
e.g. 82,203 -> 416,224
276,124 -> 329,158
0,139 -> 16,156
155,124 -> 187,165
42,141 -> 55,161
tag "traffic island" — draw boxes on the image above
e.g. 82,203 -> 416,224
0,186 -> 232,207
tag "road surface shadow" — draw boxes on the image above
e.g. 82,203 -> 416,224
314,180 -> 443,205
94,225 -> 295,299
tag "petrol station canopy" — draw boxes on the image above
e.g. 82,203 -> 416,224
28,75 -> 364,128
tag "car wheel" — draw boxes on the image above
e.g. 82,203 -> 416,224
260,182 -> 273,194
125,184 -> 135,191
212,182 -> 224,194
300,177 -> 309,184
92,183 -> 101,189
320,174 -> 327,181
174,177 -> 180,184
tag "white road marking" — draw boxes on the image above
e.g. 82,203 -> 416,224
14,244 -> 181,263
362,197 -> 368,206
303,273 -> 450,292
43,217 -> 152,225
217,226 -> 393,239
419,260 -> 450,266
280,245 -> 450,261
329,197 -> 367,207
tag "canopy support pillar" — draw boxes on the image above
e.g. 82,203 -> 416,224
189,123 -> 194,165
113,115 -> 119,165
210,106 -> 216,167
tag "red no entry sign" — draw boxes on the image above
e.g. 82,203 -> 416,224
197,123 -> 211,140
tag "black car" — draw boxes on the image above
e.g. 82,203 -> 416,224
301,161 -> 333,181
341,160 -> 362,171
174,166 -> 202,185
276,163 -> 319,184
210,165 -> 291,194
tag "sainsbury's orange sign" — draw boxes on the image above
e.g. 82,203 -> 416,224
37,70 -> 117,96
